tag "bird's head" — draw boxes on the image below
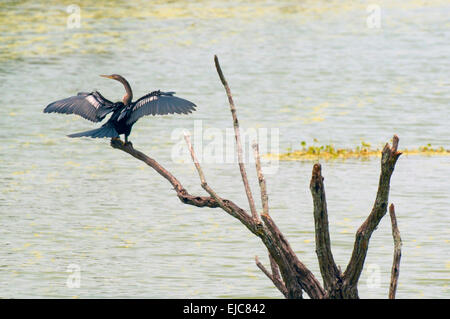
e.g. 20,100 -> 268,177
100,74 -> 123,81
100,74 -> 133,105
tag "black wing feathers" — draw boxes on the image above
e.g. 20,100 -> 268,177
126,90 -> 196,125
43,91 -> 115,122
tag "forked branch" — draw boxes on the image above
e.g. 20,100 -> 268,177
255,255 -> 288,298
110,56 -> 403,299
184,121 -> 323,299
110,139 -> 218,209
343,136 -> 402,295
214,55 -> 259,223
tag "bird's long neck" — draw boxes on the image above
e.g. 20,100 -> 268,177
116,76 -> 133,105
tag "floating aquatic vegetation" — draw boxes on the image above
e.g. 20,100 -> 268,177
266,140 -> 449,161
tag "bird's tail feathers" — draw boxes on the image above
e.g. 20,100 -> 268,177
67,125 -> 119,139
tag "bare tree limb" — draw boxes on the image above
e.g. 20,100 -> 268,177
110,139 -> 257,234
110,57 -> 403,300
343,135 -> 402,295
269,253 -> 282,284
310,163 -> 341,291
252,142 -> 269,216
215,54 -> 324,299
260,213 -> 325,299
184,126 -> 323,299
110,139 -> 218,208
214,55 -> 259,223
181,134 -> 259,235
255,255 -> 288,298
388,203 -> 402,299
184,133 -> 226,208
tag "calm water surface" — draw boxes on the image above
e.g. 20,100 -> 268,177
0,0 -> 449,298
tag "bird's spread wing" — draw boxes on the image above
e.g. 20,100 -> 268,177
44,91 -> 116,122
126,90 -> 196,125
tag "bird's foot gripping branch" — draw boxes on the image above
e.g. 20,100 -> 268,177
111,137 -> 132,148
110,55 -> 403,299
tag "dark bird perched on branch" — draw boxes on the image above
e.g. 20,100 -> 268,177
44,74 -> 196,143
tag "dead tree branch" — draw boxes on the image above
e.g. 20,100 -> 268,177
258,213 -> 325,299
183,133 -> 257,233
310,163 -> 341,292
110,139 -> 218,208
214,55 -> 259,223
109,56 -> 403,299
255,255 -> 288,298
184,118 -> 323,299
343,136 -> 402,297
388,203 -> 402,299
252,142 -> 269,216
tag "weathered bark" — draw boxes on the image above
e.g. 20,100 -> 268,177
214,56 -> 259,223
184,131 -> 324,299
310,163 -> 342,294
388,203 -> 402,299
110,56 -> 403,299
342,137 -> 402,297
255,255 -> 288,298
253,143 -> 269,216
259,213 -> 325,299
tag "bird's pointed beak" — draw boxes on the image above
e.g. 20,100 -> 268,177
100,74 -> 113,79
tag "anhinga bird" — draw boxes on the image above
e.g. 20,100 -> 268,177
44,74 -> 196,143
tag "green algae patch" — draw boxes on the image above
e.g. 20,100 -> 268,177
266,141 -> 449,161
